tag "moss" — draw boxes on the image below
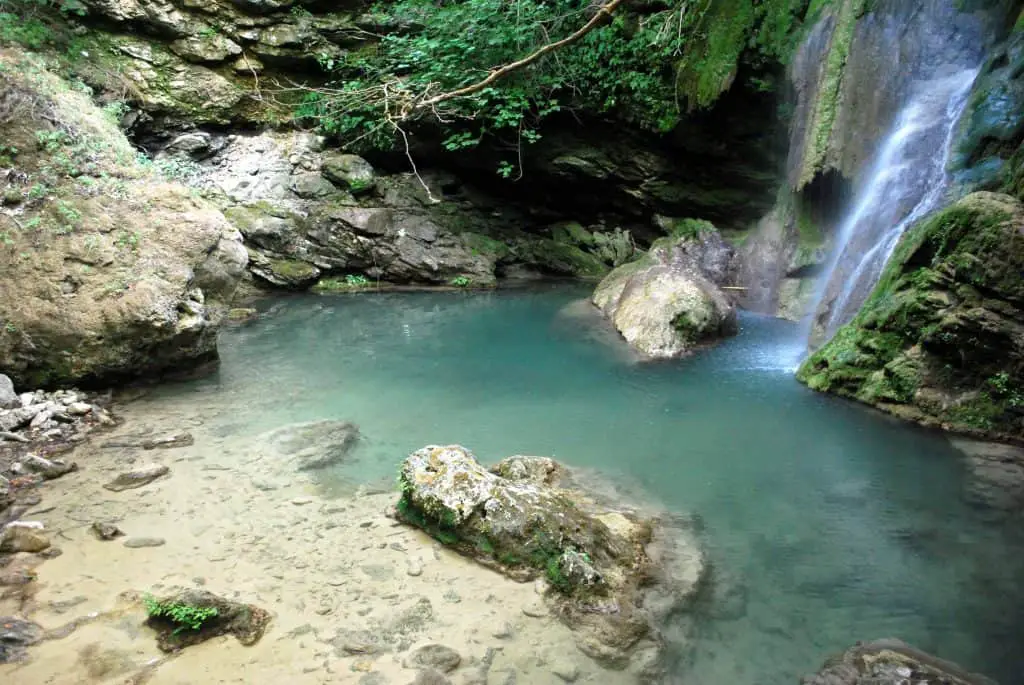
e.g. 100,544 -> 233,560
268,258 -> 317,281
462,232 -> 511,260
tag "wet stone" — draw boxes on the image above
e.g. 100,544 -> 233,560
91,522 -> 124,540
103,464 -> 169,491
123,537 -> 165,548
404,644 -> 462,673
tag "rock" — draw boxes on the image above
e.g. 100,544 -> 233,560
550,659 -> 580,682
22,454 -> 77,480
406,557 -> 424,577
951,439 -> 1024,511
0,406 -> 44,432
491,622 -> 513,639
226,308 -> 258,322
798,193 -> 1024,442
404,644 -> 461,674
0,617 -> 42,663
144,589 -> 271,652
103,464 -> 170,491
67,402 -> 93,416
593,229 -> 738,358
124,537 -> 166,548
408,670 -> 452,685
395,446 -> 707,676
521,601 -> 548,618
802,639 -> 998,684
0,525 -> 51,553
91,522 -> 124,540
0,431 -> 29,443
321,153 -> 376,193
142,432 -> 194,450
261,420 -> 360,471
0,375 -> 17,409
0,51 -> 246,389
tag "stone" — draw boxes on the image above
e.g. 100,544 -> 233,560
408,669 -> 452,685
0,617 -> 42,663
321,153 -> 376,193
550,660 -> 580,682
0,406 -> 44,432
0,525 -> 51,553
395,446 -> 707,674
142,432 -> 194,450
21,454 -> 76,480
261,420 -> 360,471
123,537 -> 166,548
0,375 -> 17,410
593,229 -> 738,358
91,522 -> 124,540
66,402 -> 92,416
404,644 -> 461,673
802,639 -> 998,684
144,589 -> 271,652
103,464 -> 170,491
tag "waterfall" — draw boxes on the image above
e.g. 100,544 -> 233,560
804,66 -> 980,347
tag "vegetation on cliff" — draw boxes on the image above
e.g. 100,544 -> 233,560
797,192 -> 1024,441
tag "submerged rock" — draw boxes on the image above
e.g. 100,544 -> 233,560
103,464 -> 170,491
91,522 -> 124,541
802,639 -> 997,685
261,419 -> 360,471
798,193 -> 1024,443
144,589 -> 271,652
592,229 -> 738,358
0,617 -> 42,663
394,445 -> 706,679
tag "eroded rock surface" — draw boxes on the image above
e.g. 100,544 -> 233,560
394,445 -> 706,680
592,228 -> 738,358
802,639 -> 997,685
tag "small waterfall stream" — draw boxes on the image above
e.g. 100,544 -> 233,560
805,67 -> 980,347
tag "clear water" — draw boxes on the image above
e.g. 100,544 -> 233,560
153,285 -> 1024,684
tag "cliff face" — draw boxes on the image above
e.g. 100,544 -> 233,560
739,0 -> 1020,320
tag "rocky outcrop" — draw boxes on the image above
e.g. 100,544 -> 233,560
0,49 -> 246,388
394,445 -> 706,681
592,228 -> 739,358
802,639 -> 997,685
797,192 -> 1024,442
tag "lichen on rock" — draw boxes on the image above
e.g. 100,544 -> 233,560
797,192 -> 1024,441
592,228 -> 738,358
394,445 -> 706,679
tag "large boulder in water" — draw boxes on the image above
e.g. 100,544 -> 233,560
0,49 -> 246,388
802,639 -> 997,685
395,445 -> 706,680
592,228 -> 738,358
798,193 -> 1024,443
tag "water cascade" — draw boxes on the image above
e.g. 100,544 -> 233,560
805,67 -> 980,347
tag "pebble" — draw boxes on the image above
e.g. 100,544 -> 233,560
551,660 -> 580,682
403,644 -> 462,673
103,464 -> 169,492
291,497 -> 313,505
90,522 -> 123,540
490,622 -> 514,639
123,537 -> 166,548
406,557 -> 424,577
521,601 -> 548,618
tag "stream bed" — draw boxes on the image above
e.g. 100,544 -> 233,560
138,284 -> 1024,683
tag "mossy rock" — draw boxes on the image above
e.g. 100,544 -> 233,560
798,192 -> 1024,440
144,589 -> 270,653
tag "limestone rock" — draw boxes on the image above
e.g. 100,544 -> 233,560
321,153 -> 376,193
103,464 -> 170,491
261,420 -> 360,471
0,374 -> 17,410
144,589 -> 271,652
142,432 -> 194,450
0,617 -> 42,663
0,525 -> 51,553
395,445 -> 706,677
802,639 -> 998,685
593,229 -> 738,358
798,193 -> 1024,442
91,522 -> 124,540
21,454 -> 76,480
403,644 -> 461,673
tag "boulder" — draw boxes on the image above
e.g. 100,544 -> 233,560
0,50 -> 247,388
0,525 -> 51,553
592,229 -> 738,358
0,375 -> 17,410
802,639 -> 997,685
260,420 -> 360,471
395,445 -> 706,679
797,193 -> 1024,442
321,153 -> 376,194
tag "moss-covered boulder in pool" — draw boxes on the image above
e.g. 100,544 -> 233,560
394,445 -> 706,680
592,229 -> 738,358
797,192 -> 1024,441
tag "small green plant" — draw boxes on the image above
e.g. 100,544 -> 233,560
115,230 -> 140,250
345,273 -> 370,287
54,199 -> 80,232
3,321 -> 16,333
101,100 -> 129,123
450,275 -> 471,288
143,594 -> 219,635
0,143 -> 18,166
289,6 -> 312,19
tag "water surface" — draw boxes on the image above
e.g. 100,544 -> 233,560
151,285 -> 1024,684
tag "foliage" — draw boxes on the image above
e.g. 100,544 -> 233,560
300,0 -> 817,160
0,0 -> 84,49
345,273 -> 370,287
144,594 -> 219,635
450,275 -> 471,287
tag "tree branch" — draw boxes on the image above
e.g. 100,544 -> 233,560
416,0 -> 624,109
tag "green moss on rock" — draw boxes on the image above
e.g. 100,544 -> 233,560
797,192 -> 1024,440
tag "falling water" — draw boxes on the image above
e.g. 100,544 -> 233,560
806,67 -> 980,347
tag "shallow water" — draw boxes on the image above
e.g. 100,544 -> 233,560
149,284 -> 1024,684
